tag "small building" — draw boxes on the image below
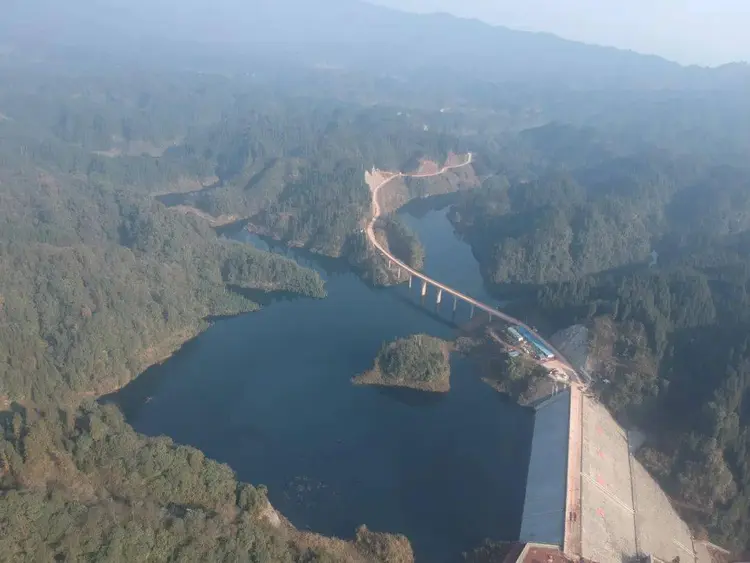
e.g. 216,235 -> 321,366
507,327 -> 524,342
516,326 -> 555,360
534,343 -> 556,360
509,350 -> 521,358
533,348 -> 555,362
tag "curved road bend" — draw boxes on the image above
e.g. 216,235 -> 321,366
365,154 -> 579,378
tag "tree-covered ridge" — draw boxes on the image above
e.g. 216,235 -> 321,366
529,225 -> 750,547
354,335 -> 451,393
0,236 -> 324,403
0,64 -> 478,405
0,61 -> 478,561
1,29 -> 750,557
0,81 -> 333,405
0,403 -> 413,563
376,216 -> 425,271
444,120 -> 750,547
0,170 -> 325,404
167,102 -> 461,257
379,335 -> 449,384
450,146 -> 749,286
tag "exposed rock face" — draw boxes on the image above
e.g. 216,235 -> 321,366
366,153 -> 477,216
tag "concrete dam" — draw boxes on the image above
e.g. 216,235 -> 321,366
519,386 -> 707,563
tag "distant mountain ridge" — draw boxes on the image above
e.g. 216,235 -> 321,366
3,0 -> 750,90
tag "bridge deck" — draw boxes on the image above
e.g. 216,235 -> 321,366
365,154 -> 576,372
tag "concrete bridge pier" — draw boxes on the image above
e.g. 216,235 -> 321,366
470,304 -> 475,319
453,295 -> 458,312
421,280 -> 428,297
436,289 -> 443,305
396,267 -> 401,281
408,276 -> 412,289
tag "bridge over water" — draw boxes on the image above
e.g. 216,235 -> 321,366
364,155 -> 716,562
364,154 -> 575,373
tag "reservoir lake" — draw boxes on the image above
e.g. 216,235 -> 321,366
110,204 -> 534,562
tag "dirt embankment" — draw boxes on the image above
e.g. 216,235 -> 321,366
151,175 -> 220,197
550,317 -> 659,395
258,501 -> 414,562
93,137 -> 191,160
375,162 -> 478,216
361,153 -> 475,285
550,324 -> 592,375
294,525 -> 414,563
171,204 -> 240,227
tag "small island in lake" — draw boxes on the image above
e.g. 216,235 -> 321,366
353,334 -> 452,392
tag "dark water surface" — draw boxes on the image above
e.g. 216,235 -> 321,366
111,204 -> 533,562
398,206 -> 499,307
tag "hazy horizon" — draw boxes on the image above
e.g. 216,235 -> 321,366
3,0 -> 750,70
371,0 -> 750,66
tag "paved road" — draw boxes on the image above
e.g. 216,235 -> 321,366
365,154 -> 579,377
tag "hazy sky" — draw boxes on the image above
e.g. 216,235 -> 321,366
372,0 -> 750,66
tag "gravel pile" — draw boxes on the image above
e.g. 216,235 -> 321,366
550,324 -> 590,374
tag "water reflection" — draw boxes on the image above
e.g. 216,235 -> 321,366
225,285 -> 306,308
372,385 -> 448,408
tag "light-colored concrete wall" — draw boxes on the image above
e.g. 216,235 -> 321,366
563,385 -> 582,557
631,458 -> 695,561
580,398 -> 638,563
578,396 -> 698,563
521,388 -> 699,562
519,389 -> 571,546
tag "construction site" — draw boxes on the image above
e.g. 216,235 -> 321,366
513,385 -> 727,563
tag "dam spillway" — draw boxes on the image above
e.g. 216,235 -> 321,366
519,386 -> 698,563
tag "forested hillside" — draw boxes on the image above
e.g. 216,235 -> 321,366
2,0 -> 750,557
0,61 -> 430,561
450,133 -> 745,286
172,103 -> 458,256
0,48 -> 484,411
530,237 -> 750,547
0,140 -> 326,403
0,61 -> 474,402
446,121 -> 750,547
0,403 -> 413,562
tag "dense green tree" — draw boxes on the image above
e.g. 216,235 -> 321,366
377,216 -> 425,270
3,32 -> 750,555
0,404 -> 411,563
376,335 -> 449,385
